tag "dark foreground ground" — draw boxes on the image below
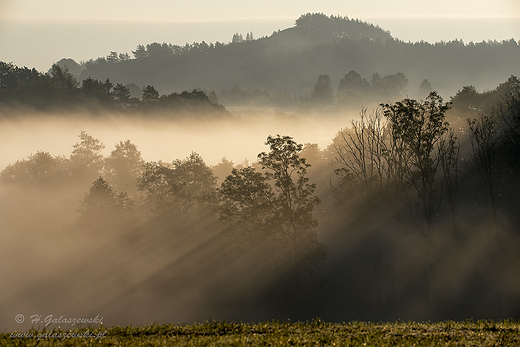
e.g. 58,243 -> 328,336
3,320 -> 520,346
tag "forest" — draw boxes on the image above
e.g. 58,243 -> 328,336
55,13 -> 520,100
1,73 -> 519,326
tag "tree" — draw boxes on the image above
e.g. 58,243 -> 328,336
104,140 -> 144,194
219,135 -> 326,277
381,92 -> 452,230
81,77 -> 111,104
112,83 -> 132,107
378,72 -> 408,100
497,80 -> 520,170
0,151 -> 68,186
451,85 -> 481,115
132,44 -> 148,59
371,72 -> 382,87
106,51 -> 119,64
467,115 -> 499,234
219,166 -> 276,250
70,131 -> 105,180
232,33 -> 244,43
48,64 -> 78,102
170,152 -> 217,212
338,70 -> 369,93
55,58 -> 83,77
337,70 -> 371,108
419,79 -> 433,98
438,127 -> 460,231
78,177 -> 133,225
207,90 -> 219,104
212,157 -> 234,185
142,85 -> 159,103
137,153 -> 217,220
312,74 -> 334,106
333,108 -> 396,201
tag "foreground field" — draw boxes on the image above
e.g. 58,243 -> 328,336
3,319 -> 520,346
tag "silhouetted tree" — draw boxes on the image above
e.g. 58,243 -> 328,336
419,79 -> 433,98
312,74 -> 334,106
451,85 -> 481,116
220,135 -> 326,278
137,153 -> 217,220
55,58 -> 83,77
142,85 -> 159,102
333,108 -> 396,201
132,44 -> 148,59
112,83 -> 132,107
232,33 -> 244,43
212,157 -> 234,184
219,166 -> 276,251
70,131 -> 105,180
467,115 -> 499,234
438,128 -> 460,230
337,70 -> 371,108
78,177 -> 134,225
382,92 -> 452,230
338,70 -> 370,93
497,79 -> 520,170
0,151 -> 68,186
106,51 -> 119,64
81,77 -> 110,104
104,140 -> 144,195
49,64 -> 78,102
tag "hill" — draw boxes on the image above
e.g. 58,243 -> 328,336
57,13 -> 520,101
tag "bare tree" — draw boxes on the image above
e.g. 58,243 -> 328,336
333,108 -> 400,201
438,128 -> 461,232
467,115 -> 499,235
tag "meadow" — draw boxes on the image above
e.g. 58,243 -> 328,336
3,320 -> 520,346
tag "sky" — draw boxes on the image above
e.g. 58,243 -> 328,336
0,0 -> 519,71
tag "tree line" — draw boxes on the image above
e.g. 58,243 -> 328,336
0,61 -> 224,115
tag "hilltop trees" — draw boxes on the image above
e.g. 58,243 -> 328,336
294,13 -> 392,41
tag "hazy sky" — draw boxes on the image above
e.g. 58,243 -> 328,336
0,0 -> 519,70
2,0 -> 519,21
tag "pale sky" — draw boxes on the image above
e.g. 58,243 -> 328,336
2,0 -> 519,21
0,0 -> 519,70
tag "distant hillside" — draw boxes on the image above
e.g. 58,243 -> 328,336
69,13 -> 520,99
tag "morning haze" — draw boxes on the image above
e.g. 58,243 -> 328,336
1,0 -> 520,335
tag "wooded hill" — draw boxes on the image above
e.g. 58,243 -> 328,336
67,13 -> 519,99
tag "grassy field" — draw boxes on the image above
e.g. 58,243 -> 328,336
3,319 -> 520,346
